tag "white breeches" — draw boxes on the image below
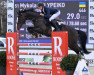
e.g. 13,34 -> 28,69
49,10 -> 61,21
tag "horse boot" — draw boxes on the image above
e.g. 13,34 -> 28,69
51,20 -> 60,31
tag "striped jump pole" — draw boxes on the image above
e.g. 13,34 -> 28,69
18,52 -> 52,55
17,43 -> 52,46
18,67 -> 52,74
6,31 -> 68,75
18,61 -> 52,65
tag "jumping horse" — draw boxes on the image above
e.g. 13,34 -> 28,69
16,8 -> 90,54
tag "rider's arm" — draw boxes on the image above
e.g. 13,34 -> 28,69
44,10 -> 50,19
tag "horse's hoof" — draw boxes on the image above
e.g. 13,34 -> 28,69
84,51 -> 91,54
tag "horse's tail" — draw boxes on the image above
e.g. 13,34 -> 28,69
77,30 -> 91,54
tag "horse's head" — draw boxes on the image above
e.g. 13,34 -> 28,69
16,10 -> 26,30
16,9 -> 50,37
16,9 -> 41,30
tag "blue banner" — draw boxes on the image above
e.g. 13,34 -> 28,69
19,39 -> 51,43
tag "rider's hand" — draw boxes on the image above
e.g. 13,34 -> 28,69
40,13 -> 44,16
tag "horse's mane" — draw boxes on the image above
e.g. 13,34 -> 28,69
20,8 -> 34,13
18,8 -> 41,14
18,8 -> 41,18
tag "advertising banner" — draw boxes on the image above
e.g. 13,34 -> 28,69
52,32 -> 68,75
13,0 -> 89,43
7,0 -> 94,43
88,0 -> 94,43
6,33 -> 18,75
7,0 -> 14,32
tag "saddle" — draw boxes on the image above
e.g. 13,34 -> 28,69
44,19 -> 63,31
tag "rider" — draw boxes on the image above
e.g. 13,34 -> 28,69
37,2 -> 61,31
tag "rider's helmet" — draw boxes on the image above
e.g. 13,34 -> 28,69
37,2 -> 44,7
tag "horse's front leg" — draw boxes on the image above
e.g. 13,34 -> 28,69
27,27 -> 38,38
27,27 -> 43,38
34,28 -> 52,37
27,27 -> 34,33
33,28 -> 43,34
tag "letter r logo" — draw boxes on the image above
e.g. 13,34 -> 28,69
53,37 -> 62,56
7,37 -> 14,55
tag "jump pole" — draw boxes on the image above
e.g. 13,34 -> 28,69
6,31 -> 68,75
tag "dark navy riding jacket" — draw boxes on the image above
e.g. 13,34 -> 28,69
42,6 -> 58,19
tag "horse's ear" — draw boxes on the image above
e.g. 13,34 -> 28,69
17,10 -> 22,15
17,10 -> 20,14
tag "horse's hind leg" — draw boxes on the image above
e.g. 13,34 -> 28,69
69,43 -> 81,54
77,30 -> 91,54
68,32 -> 81,54
68,34 -> 81,54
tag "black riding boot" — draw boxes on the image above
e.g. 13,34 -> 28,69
51,20 -> 60,31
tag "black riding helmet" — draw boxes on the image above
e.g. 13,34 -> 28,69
37,2 -> 44,7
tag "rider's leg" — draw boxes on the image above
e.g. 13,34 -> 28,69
51,20 -> 60,31
49,11 -> 61,21
49,11 -> 61,31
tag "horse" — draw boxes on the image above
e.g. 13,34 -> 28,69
16,8 -> 90,54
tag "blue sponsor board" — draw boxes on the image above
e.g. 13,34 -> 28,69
19,39 -> 51,43
14,0 -> 88,43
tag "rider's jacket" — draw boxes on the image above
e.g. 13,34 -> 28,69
42,6 -> 58,19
